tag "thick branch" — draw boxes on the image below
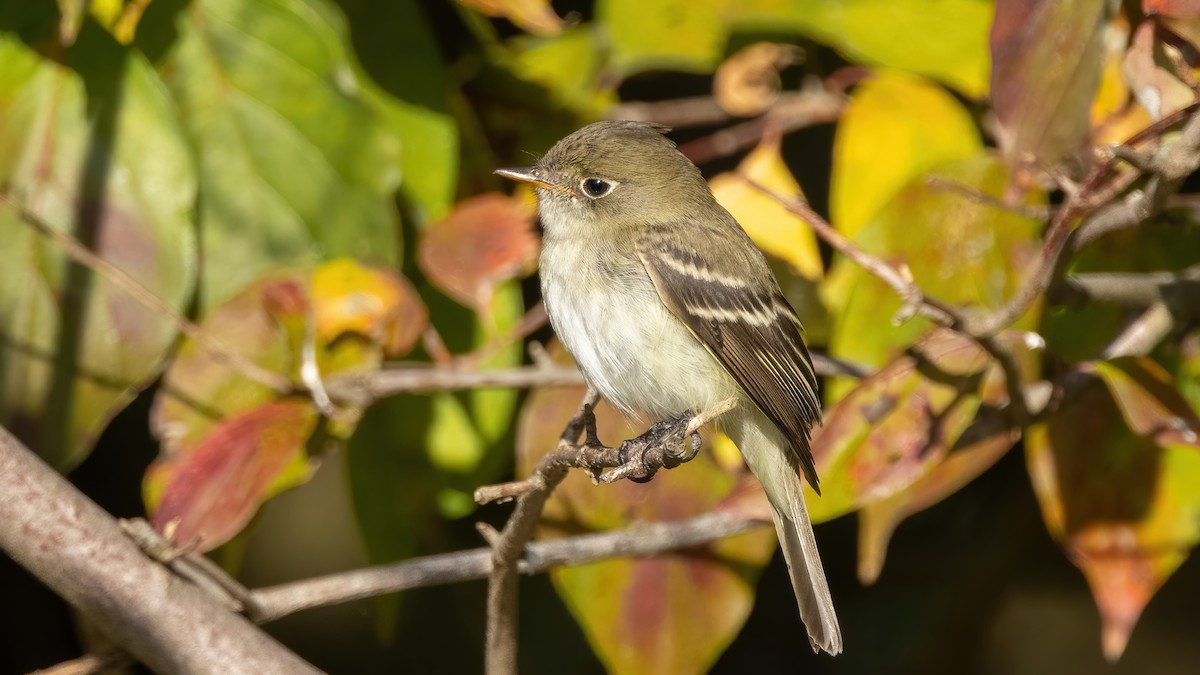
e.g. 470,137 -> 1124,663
0,426 -> 319,675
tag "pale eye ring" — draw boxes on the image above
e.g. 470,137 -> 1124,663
580,178 -> 614,198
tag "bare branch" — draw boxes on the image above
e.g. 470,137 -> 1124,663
967,104 -> 1200,337
0,425 -> 319,675
677,87 -> 845,164
1053,266 -> 1200,308
249,510 -> 765,623
1102,302 -> 1178,359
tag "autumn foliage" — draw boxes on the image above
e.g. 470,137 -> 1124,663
2,0 -> 1200,673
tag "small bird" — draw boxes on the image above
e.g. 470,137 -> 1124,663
496,121 -> 841,654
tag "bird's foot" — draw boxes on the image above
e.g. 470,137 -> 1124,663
615,412 -> 702,483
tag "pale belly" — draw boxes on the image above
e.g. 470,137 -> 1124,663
541,246 -> 736,420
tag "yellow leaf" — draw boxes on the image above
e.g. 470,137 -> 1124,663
830,71 -> 980,240
710,136 -> 823,280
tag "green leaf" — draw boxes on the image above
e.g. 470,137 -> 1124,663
0,34 -> 196,469
161,0 -> 407,308
826,153 -> 1044,402
598,0 -> 730,75
767,0 -> 994,97
507,26 -> 616,115
333,0 -> 459,223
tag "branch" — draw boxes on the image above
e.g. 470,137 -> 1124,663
480,393 -> 738,674
677,87 -> 844,165
1052,266 -> 1200,308
0,426 -> 319,675
966,104 -> 1200,337
248,510 -> 765,623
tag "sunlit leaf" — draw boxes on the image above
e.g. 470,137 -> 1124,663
1091,18 -> 1154,146
826,153 -> 1043,401
830,71 -> 981,241
598,0 -> 729,75
418,192 -> 539,313
710,135 -> 823,280
806,330 -> 1010,523
516,343 -> 774,674
1026,380 -> 1200,661
161,0 -> 406,308
1124,19 -> 1197,120
0,36 -> 196,469
1087,356 -> 1200,447
312,257 -> 428,357
149,261 -> 408,524
151,274 -> 306,457
149,400 -> 317,552
458,0 -> 564,36
508,27 -> 617,114
712,42 -> 801,117
990,0 -> 1108,165
57,0 -> 85,44
772,0 -> 994,97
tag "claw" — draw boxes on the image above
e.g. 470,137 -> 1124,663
618,440 -> 658,483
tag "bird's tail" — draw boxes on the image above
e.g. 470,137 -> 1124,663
730,411 -> 842,655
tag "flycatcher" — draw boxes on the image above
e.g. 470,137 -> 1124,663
496,120 -> 841,654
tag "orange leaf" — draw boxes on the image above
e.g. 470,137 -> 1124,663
150,400 -> 318,552
312,258 -> 428,357
418,193 -> 539,313
456,0 -> 563,36
1026,380 -> 1200,661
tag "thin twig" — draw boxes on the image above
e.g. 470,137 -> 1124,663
678,88 -> 844,164
248,510 -> 766,623
966,104 -> 1200,338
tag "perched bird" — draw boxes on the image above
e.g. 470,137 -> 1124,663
496,121 -> 841,654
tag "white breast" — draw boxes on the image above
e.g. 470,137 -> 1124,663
539,238 -> 735,420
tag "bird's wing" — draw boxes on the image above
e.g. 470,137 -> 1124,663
636,230 -> 824,492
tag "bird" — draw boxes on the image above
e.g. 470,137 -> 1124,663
495,120 -> 841,654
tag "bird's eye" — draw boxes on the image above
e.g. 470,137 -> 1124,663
580,178 -> 613,198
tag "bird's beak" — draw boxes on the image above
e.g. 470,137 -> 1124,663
494,166 -> 561,192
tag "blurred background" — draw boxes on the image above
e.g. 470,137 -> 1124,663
1,0 -> 1199,673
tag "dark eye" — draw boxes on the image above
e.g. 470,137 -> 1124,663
581,178 -> 613,198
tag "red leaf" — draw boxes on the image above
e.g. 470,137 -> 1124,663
990,0 -> 1109,163
1145,0 -> 1200,16
418,193 -> 539,312
150,400 -> 317,552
